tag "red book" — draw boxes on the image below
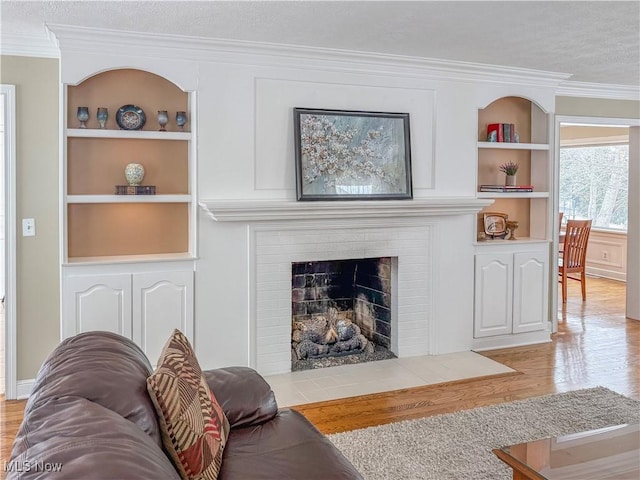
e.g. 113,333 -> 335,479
487,123 -> 502,142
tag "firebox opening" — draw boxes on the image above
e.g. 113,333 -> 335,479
291,257 -> 397,371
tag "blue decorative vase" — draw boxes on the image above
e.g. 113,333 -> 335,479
157,110 -> 168,131
176,111 -> 187,131
97,107 -> 108,129
77,106 -> 89,128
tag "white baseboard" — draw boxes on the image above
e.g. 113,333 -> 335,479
16,379 -> 34,399
586,266 -> 626,282
472,328 -> 552,352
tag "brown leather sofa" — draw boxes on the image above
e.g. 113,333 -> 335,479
8,331 -> 362,479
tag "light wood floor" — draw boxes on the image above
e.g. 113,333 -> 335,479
1,277 -> 637,463
296,277 -> 638,433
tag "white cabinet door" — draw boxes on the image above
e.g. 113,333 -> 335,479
62,274 -> 132,339
132,270 -> 194,366
474,253 -> 513,338
513,251 -> 548,334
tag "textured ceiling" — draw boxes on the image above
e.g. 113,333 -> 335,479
2,1 -> 639,87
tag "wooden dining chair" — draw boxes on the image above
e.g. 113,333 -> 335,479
558,212 -> 565,251
559,219 -> 592,303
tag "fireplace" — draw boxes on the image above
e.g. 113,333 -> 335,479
200,198 -> 491,377
291,257 -> 396,371
244,220 -> 437,375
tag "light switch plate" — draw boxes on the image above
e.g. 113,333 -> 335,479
22,218 -> 36,237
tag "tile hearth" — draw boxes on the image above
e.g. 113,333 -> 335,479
265,351 -> 514,407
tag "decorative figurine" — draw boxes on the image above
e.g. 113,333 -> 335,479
506,220 -> 519,240
157,110 -> 169,131
77,106 -> 89,128
176,111 -> 187,131
97,107 -> 108,129
125,163 -> 145,186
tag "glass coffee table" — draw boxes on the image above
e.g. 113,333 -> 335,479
493,423 -> 639,480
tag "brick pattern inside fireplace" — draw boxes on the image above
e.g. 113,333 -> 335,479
291,257 -> 395,370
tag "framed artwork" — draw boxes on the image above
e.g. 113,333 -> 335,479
483,212 -> 509,239
293,108 -> 412,201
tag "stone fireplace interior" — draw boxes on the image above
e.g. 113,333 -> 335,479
291,257 -> 396,371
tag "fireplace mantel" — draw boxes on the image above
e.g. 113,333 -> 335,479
199,197 -> 493,222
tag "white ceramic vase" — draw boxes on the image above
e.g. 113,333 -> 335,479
125,163 -> 145,186
505,174 -> 516,186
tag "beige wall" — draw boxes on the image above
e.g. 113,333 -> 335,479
1,56 -> 60,380
556,96 -> 640,118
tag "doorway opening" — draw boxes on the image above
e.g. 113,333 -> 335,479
555,117 -> 639,329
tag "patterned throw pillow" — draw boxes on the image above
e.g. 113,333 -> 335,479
147,329 -> 230,480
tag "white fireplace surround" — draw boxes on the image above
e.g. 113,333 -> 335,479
254,224 -> 429,375
200,198 -> 491,375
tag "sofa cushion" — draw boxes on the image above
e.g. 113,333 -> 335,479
8,396 -> 180,480
147,329 -> 230,480
218,409 -> 363,480
19,331 -> 162,451
203,367 -> 278,429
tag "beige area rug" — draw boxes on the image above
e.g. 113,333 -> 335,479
328,387 -> 640,480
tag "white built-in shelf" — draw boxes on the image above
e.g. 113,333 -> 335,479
477,141 -> 549,150
66,128 -> 191,140
476,192 -> 549,199
64,252 -> 196,266
66,194 -> 191,203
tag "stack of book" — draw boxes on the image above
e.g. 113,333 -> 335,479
479,185 -> 533,193
487,123 -> 518,143
115,185 -> 156,195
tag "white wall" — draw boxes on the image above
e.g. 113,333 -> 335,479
585,230 -> 627,281
196,63 -> 462,200
190,56 -> 556,368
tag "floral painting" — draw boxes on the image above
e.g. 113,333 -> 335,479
294,108 -> 412,200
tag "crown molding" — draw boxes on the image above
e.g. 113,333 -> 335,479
0,32 -> 60,58
27,24 -> 640,100
557,81 -> 640,101
46,24 -> 571,89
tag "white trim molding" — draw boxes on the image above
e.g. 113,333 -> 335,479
0,32 -> 60,58
8,24 -> 638,100
16,379 -> 34,399
47,24 -> 571,89
199,197 -> 493,222
557,81 -> 640,101
2,85 -> 17,399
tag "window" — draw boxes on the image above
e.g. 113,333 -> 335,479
559,144 -> 628,231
